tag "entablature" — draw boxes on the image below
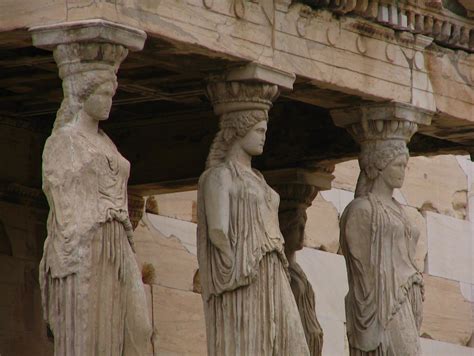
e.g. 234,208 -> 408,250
298,0 -> 474,52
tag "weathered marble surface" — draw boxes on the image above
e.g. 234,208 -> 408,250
421,274 -> 474,346
33,22 -> 152,355
275,180 -> 325,356
333,103 -> 433,356
425,212 -> 473,284
197,72 -> 309,355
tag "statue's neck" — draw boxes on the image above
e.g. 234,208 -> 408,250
76,111 -> 100,136
371,178 -> 394,203
227,144 -> 252,170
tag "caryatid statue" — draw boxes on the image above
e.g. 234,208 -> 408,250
271,172 -> 332,356
31,22 -> 152,355
332,103 -> 432,356
197,76 -> 310,356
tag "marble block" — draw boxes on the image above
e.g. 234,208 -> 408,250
134,216 -> 198,291
420,337 -> 474,356
147,213 -> 197,255
296,248 -> 348,322
426,212 -> 473,284
305,196 -> 340,253
402,155 -> 468,217
153,191 -> 198,223
152,285 -> 207,356
318,317 -> 349,356
320,189 -> 354,215
421,274 -> 473,346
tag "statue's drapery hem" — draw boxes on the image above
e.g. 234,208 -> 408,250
40,220 -> 152,356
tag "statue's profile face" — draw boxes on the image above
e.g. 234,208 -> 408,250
380,154 -> 408,189
83,81 -> 116,121
239,120 -> 267,156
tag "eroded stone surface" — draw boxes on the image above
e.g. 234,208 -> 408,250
305,195 -> 340,253
421,274 -> 474,346
134,215 -> 198,292
197,72 -> 309,355
147,213 -> 197,255
403,155 -> 468,218
426,212 -> 473,284
33,22 -> 151,355
420,336 -> 474,355
332,103 -> 430,355
152,285 -> 207,356
153,191 -> 198,223
275,180 -> 324,356
297,248 -> 348,323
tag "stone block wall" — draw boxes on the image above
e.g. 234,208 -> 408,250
136,154 -> 474,355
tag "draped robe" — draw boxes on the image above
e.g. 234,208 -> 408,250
340,193 -> 423,356
197,161 -> 310,356
39,127 -> 152,355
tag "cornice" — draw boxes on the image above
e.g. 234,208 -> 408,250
299,0 -> 474,52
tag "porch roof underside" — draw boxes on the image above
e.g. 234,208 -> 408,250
0,0 -> 473,193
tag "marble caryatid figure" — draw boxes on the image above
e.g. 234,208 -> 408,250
276,183 -> 324,356
339,118 -> 424,356
197,79 -> 310,356
39,43 -> 152,355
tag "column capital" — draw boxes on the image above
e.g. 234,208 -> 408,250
225,62 -> 296,90
266,168 -> 334,210
30,19 -> 146,52
206,63 -> 295,116
330,102 -> 433,144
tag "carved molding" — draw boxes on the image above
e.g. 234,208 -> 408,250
300,1 -> 474,52
30,19 -> 146,52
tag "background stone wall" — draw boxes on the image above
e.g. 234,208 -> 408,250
135,154 -> 474,356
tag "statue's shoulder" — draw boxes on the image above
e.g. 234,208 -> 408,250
342,196 -> 372,220
44,126 -> 84,151
198,163 -> 233,189
43,127 -> 93,175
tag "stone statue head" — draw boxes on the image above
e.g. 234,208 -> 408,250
205,79 -> 279,168
355,139 -> 409,197
206,110 -> 269,168
52,43 -> 128,131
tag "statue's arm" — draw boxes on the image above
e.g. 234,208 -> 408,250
42,131 -> 97,239
343,199 -> 372,265
202,168 -> 233,262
